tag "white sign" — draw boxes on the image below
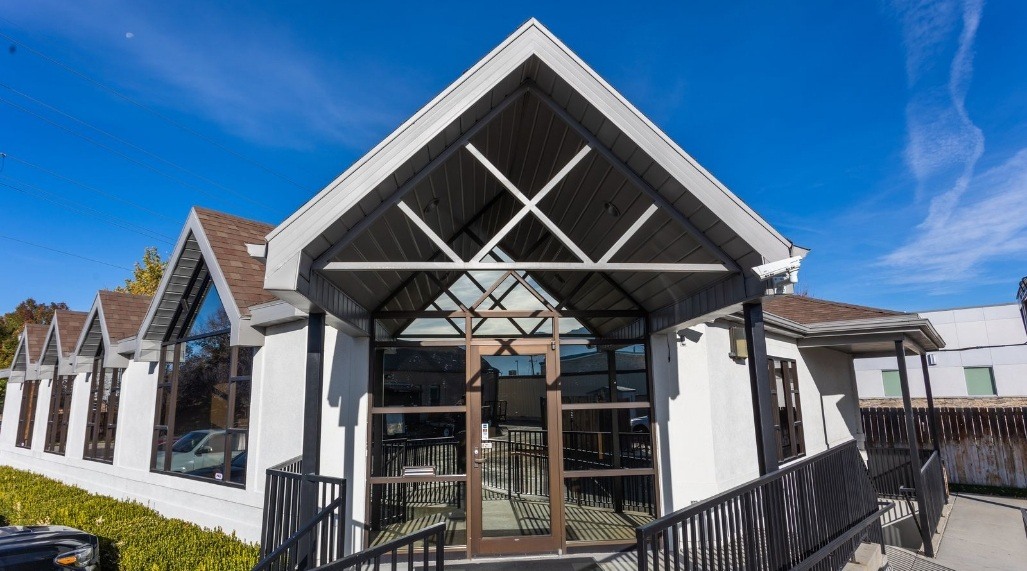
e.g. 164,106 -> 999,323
481,423 -> 489,441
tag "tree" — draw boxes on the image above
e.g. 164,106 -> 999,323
0,298 -> 68,410
0,298 -> 68,370
117,247 -> 167,296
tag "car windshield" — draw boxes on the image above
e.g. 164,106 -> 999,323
171,431 -> 208,453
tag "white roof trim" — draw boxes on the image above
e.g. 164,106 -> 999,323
265,19 -> 795,292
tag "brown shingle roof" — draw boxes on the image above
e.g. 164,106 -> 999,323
53,310 -> 88,357
23,323 -> 49,362
762,294 -> 905,325
194,207 -> 276,316
98,290 -> 153,342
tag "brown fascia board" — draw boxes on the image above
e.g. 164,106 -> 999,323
761,313 -> 946,352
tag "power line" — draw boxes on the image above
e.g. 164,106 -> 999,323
0,81 -> 273,211
0,177 -> 176,244
0,234 -> 133,271
0,95 -> 244,207
1,154 -> 176,221
0,24 -> 307,191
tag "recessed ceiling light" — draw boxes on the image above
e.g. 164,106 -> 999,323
423,198 -> 440,215
603,202 -> 620,217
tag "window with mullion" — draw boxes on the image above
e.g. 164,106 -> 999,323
16,379 -> 40,449
768,357 -> 804,462
150,270 -> 254,487
84,348 -> 123,463
44,375 -> 74,455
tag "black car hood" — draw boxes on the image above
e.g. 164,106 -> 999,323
0,525 -> 95,550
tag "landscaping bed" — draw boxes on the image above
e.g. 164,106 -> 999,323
0,466 -> 259,570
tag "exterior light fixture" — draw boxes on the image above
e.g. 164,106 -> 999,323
603,202 -> 620,217
927,354 -> 937,366
728,326 -> 748,360
423,197 -> 440,215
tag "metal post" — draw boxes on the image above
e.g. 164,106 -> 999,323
896,340 -> 933,557
298,312 -> 326,565
744,301 -> 778,475
920,353 -> 941,455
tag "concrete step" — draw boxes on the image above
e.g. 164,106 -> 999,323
885,546 -> 956,571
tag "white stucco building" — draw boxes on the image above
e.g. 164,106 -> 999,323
0,19 -> 950,566
856,302 -> 1027,400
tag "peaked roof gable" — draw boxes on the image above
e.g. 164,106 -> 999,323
39,310 -> 88,367
138,207 -> 275,346
11,323 -> 49,372
74,290 -> 153,361
265,19 -> 798,294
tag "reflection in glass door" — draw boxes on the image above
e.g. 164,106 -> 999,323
469,343 -> 561,555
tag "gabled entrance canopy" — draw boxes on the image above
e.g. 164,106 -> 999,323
264,19 -> 805,336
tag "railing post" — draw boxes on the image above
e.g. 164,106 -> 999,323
920,353 -> 941,456
896,340 -> 934,557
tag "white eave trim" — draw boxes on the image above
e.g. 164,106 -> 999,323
249,300 -> 309,328
265,19 -> 795,292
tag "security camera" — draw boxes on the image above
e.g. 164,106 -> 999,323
752,256 -> 802,284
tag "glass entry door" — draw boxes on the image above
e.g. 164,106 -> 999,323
468,342 -> 562,555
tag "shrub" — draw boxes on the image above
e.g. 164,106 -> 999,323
0,466 -> 259,570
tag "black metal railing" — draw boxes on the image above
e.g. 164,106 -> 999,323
311,522 -> 446,571
258,457 -> 347,570
917,451 -> 947,552
255,493 -> 347,571
636,441 -> 891,571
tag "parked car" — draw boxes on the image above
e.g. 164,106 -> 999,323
0,525 -> 99,570
186,450 -> 247,484
168,429 -> 231,473
630,415 -> 650,433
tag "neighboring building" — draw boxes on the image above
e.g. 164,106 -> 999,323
0,20 -> 947,561
856,302 -> 1027,399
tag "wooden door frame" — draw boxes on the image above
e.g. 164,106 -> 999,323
466,341 -> 565,556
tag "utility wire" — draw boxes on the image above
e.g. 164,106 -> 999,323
0,81 -> 273,211
1,154 -> 176,221
0,95 -> 249,207
0,178 -> 176,244
0,234 -> 133,271
0,25 -> 307,191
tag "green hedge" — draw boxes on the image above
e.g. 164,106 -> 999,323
0,466 -> 259,570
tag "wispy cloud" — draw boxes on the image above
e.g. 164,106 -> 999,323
5,1 -> 424,150
880,0 -> 1027,290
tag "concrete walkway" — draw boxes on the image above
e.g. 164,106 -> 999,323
932,493 -> 1027,571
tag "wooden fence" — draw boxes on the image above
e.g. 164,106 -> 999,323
862,406 -> 1027,489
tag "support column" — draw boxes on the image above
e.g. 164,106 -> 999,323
300,312 -> 326,524
744,301 -> 778,475
896,340 -> 933,557
920,353 -> 941,454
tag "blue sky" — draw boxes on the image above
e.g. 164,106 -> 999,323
0,1 -> 1024,314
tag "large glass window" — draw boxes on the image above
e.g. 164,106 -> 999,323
368,346 -> 467,546
769,357 -> 804,462
43,375 -> 74,455
150,277 -> 253,487
84,349 -> 122,463
559,342 -> 656,543
16,379 -> 40,449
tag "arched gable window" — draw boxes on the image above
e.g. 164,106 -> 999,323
151,267 -> 253,487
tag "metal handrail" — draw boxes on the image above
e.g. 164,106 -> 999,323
312,522 -> 446,571
253,495 -> 346,571
637,440 -> 856,536
636,440 -> 884,571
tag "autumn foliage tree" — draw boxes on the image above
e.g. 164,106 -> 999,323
0,298 -> 68,409
117,247 -> 167,296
